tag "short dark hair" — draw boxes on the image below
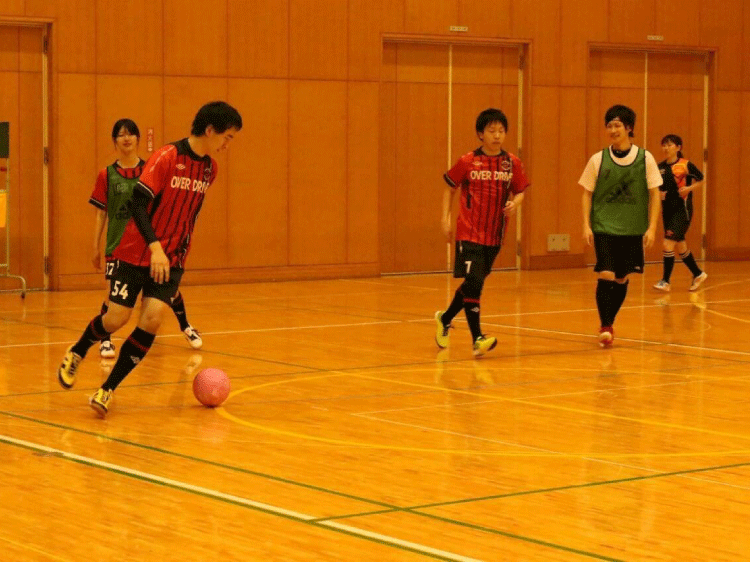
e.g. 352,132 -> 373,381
475,108 -> 508,134
111,118 -> 140,140
661,134 -> 684,158
191,101 -> 243,136
604,105 -> 636,137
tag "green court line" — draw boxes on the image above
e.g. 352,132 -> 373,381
314,460 -> 750,521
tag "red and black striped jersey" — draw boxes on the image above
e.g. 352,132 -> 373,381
113,139 -> 218,268
444,148 -> 529,246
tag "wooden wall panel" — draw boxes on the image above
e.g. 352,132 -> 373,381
290,0 -> 348,80
163,0 -> 227,77
739,92 -> 750,246
95,75 -> 164,168
349,0 -> 404,81
528,87 -> 559,258
347,82 -> 379,264
744,5 -> 750,91
0,1 -> 24,15
513,0 -> 560,86
0,71 -> 20,287
396,43 -> 448,83
227,79 -> 289,268
699,0 -> 743,90
227,0 -> 288,79
288,81 -> 348,265
25,0 -> 95,73
378,79 -> 397,273
654,0 -> 700,45
452,45 -> 515,86
457,0 -> 511,37
96,0 -> 162,75
404,0 -> 457,35
608,0 -> 656,44
19,26 -> 42,72
558,87 -> 588,256
648,53 -> 704,91
560,0 -> 608,86
162,77 -> 229,270
56,73 -> 96,277
0,27 -> 19,70
18,71 -> 44,287
710,91 -> 741,248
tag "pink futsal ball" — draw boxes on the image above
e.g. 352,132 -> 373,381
193,368 -> 231,407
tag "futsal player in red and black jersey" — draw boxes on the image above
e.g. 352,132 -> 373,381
652,134 -> 707,292
57,101 -> 242,417
435,108 -> 529,356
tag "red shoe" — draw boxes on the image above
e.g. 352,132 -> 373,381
598,326 -> 614,348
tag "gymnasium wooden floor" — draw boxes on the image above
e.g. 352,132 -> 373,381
1,262 -> 749,561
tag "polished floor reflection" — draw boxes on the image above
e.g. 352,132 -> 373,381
1,262 -> 749,560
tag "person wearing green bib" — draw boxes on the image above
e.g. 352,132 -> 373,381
89,119 -> 203,359
580,105 -> 662,347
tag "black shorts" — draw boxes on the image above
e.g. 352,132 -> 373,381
593,233 -> 644,278
662,201 -> 693,242
108,261 -> 184,308
453,240 -> 501,278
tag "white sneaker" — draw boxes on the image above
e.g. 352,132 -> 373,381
99,340 -> 116,359
183,325 -> 203,349
653,280 -> 671,292
689,272 -> 707,292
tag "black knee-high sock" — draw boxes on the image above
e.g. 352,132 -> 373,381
441,287 -> 465,325
71,315 -> 110,358
595,279 -> 616,327
100,302 -> 112,342
680,251 -> 703,277
101,327 -> 156,391
662,251 -> 675,282
612,280 -> 629,321
462,298 -> 483,341
171,292 -> 190,331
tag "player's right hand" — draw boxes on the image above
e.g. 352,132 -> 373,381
149,243 -> 170,283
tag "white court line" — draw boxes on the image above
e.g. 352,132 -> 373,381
354,414 -> 750,492
0,433 -> 480,562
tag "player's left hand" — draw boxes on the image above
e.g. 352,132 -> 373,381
149,243 -> 170,283
503,200 -> 517,216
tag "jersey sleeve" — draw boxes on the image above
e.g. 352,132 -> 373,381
578,152 -> 602,192
644,151 -> 663,189
89,169 -> 108,210
686,161 -> 704,183
510,155 -> 530,194
137,145 -> 175,199
443,153 -> 471,188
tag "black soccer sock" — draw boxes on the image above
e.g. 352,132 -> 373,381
462,298 -> 483,342
441,287 -> 465,325
101,327 -> 156,391
171,291 -> 191,331
99,302 -> 112,342
612,280 -> 629,321
680,251 -> 703,277
71,315 -> 110,358
662,251 -> 675,283
595,279 -> 616,327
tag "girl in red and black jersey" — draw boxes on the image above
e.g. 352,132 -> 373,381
653,135 -> 707,292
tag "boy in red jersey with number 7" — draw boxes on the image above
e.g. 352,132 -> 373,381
57,101 -> 242,417
435,108 -> 529,356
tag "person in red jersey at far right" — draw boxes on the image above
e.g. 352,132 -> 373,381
57,101 -> 242,417
434,108 -> 529,357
